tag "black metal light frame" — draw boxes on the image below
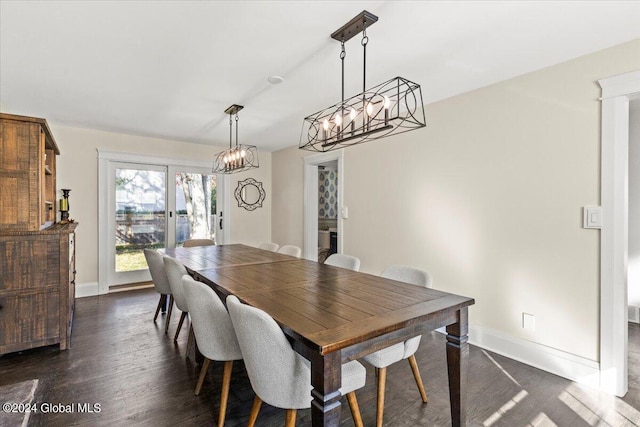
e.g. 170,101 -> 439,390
212,104 -> 259,174
299,11 -> 426,153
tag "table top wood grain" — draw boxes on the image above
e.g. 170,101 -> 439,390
163,244 -> 474,356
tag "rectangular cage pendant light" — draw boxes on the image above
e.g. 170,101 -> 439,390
212,104 -> 259,174
299,11 -> 425,153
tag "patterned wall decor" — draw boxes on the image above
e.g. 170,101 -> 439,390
318,169 -> 338,219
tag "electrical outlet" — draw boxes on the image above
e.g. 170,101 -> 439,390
523,313 -> 536,331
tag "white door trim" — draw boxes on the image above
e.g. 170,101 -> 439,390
598,69 -> 640,396
303,151 -> 344,260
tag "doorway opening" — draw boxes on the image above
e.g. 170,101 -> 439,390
303,151 -> 344,261
317,161 -> 338,263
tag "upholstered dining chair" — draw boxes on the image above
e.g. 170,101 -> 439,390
324,253 -> 361,271
143,249 -> 173,329
362,265 -> 433,427
183,238 -> 215,247
182,276 -> 243,427
276,245 -> 302,258
163,256 -> 191,342
226,295 -> 365,427
258,242 -> 279,252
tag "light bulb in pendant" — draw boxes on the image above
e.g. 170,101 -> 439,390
366,102 -> 373,116
384,96 -> 390,125
335,114 -> 342,127
350,108 -> 356,121
240,149 -> 246,158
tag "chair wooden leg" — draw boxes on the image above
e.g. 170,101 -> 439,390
376,367 -> 387,427
407,354 -> 428,403
346,391 -> 363,427
218,360 -> 233,427
247,396 -> 262,427
186,324 -> 195,359
174,312 -> 187,342
153,294 -> 165,322
194,357 -> 211,395
285,409 -> 297,427
165,295 -> 174,333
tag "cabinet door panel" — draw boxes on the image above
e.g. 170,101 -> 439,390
0,238 -> 60,291
0,174 -> 30,226
0,291 -> 60,351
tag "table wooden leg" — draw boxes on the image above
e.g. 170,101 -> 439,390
310,350 -> 342,427
446,307 -> 469,427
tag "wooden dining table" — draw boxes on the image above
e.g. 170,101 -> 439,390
160,244 -> 475,427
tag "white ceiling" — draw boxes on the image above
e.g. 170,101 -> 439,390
1,1 -> 639,152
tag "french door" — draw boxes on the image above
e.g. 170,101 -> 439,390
168,166 -> 219,247
98,151 -> 228,293
111,163 -> 167,286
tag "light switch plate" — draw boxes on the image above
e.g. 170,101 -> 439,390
583,206 -> 602,229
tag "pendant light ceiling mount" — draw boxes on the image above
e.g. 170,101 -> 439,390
330,10 -> 378,42
212,104 -> 259,174
299,10 -> 426,153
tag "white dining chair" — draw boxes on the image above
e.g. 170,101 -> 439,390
182,276 -> 243,427
277,245 -> 302,258
362,265 -> 433,427
226,295 -> 365,427
163,256 -> 191,342
258,242 -> 279,252
143,249 -> 173,328
324,253 -> 361,271
183,238 -> 215,247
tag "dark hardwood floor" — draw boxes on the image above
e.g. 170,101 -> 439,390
1,288 -> 639,426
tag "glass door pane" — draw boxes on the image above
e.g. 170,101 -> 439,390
175,172 -> 216,246
115,167 -> 166,273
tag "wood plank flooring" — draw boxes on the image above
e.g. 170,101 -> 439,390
0,288 -> 638,426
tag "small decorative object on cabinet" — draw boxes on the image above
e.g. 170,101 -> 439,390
60,188 -> 71,222
0,113 -> 78,355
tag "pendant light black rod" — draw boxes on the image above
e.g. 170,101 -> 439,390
228,114 -> 232,149
362,25 -> 368,133
235,114 -> 239,148
340,39 -> 345,140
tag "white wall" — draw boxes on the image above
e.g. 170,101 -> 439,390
271,146 -> 305,249
272,39 -> 640,363
629,100 -> 640,307
50,125 -> 271,290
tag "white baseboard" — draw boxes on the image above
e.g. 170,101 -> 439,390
467,324 -> 600,389
436,324 -> 600,388
75,282 -> 100,298
629,306 -> 640,324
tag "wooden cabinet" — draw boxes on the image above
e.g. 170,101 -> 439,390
0,113 -> 59,231
0,223 -> 77,354
0,113 -> 77,355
